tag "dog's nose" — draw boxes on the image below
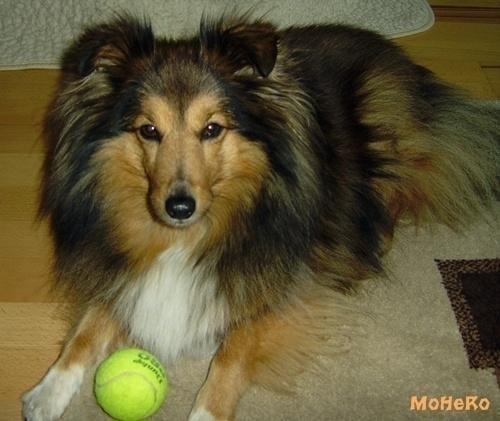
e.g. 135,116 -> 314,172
165,195 -> 196,220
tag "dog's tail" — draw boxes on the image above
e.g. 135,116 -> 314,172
374,95 -> 500,228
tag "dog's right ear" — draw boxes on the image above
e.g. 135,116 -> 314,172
200,16 -> 278,78
62,15 -> 155,78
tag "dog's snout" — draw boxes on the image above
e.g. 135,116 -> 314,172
165,195 -> 196,220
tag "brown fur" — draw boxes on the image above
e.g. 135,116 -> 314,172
193,282 -> 358,419
59,306 -> 125,370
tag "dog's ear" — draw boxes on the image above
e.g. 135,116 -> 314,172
62,14 -> 155,78
200,17 -> 278,78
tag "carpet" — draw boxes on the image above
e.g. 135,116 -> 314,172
0,0 -> 434,70
54,203 -> 499,420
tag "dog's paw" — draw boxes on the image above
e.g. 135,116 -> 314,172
188,407 -> 217,421
22,365 -> 84,421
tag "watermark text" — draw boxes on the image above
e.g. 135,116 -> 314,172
410,395 -> 490,411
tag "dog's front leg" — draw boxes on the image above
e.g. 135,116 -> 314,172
188,324 -> 254,421
22,306 -> 125,421
189,308 -> 297,421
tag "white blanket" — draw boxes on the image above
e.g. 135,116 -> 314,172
0,0 -> 433,70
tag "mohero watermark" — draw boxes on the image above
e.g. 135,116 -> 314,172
410,395 -> 491,411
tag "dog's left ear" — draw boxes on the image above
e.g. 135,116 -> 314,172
200,18 -> 278,77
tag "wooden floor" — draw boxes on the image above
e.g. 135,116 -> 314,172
1,17 -> 500,421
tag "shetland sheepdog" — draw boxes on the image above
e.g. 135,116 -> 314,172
22,13 -> 499,421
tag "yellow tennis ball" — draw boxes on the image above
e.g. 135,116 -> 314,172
94,348 -> 169,421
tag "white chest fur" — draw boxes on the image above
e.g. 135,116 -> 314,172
117,248 -> 228,362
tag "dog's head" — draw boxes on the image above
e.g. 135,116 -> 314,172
42,15 -> 289,264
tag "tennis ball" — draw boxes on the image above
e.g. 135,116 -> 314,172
94,348 -> 169,421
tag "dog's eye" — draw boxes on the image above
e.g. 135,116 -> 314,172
138,124 -> 160,141
201,123 -> 223,141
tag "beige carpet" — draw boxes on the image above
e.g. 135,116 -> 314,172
58,203 -> 500,420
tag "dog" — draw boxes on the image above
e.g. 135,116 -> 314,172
22,13 -> 499,420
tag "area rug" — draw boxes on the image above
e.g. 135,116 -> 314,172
0,0 -> 434,70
